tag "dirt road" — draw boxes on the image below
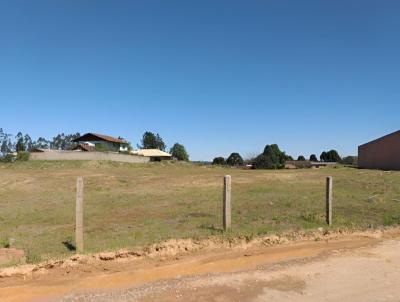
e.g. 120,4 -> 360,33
1,231 -> 400,301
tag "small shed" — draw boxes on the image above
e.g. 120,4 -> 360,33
132,149 -> 172,161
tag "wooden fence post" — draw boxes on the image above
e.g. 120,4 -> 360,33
76,176 -> 84,253
326,176 -> 333,226
223,175 -> 231,231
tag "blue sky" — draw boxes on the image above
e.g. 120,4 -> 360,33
1,1 -> 399,160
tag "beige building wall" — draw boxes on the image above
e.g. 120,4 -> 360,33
358,131 -> 400,170
30,151 -> 150,164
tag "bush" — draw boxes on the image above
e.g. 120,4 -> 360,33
226,153 -> 244,166
309,154 -> 318,161
212,157 -> 226,165
0,154 -> 15,163
17,151 -> 30,161
0,237 -> 10,248
297,155 -> 306,161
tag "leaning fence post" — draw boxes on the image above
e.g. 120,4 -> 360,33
76,176 -> 84,253
326,176 -> 333,226
223,175 -> 231,231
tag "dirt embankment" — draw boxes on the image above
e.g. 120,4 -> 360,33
0,227 -> 399,302
0,226 -> 390,279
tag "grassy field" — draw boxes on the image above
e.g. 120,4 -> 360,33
1,160 -> 400,263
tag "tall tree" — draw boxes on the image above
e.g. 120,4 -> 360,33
15,132 -> 25,152
297,155 -> 306,161
170,143 -> 189,161
326,150 -> 341,162
24,134 -> 33,151
226,153 -> 244,166
320,151 -> 328,162
51,132 -> 80,150
309,154 -> 318,162
320,150 -> 341,162
34,137 -> 51,149
139,131 -> 166,150
0,129 -> 12,155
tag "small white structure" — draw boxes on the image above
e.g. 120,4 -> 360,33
131,149 -> 172,161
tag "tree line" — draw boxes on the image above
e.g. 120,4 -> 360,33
0,128 -> 81,154
212,145 -> 351,169
0,128 -> 189,162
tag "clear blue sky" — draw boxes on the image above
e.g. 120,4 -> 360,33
1,1 -> 399,160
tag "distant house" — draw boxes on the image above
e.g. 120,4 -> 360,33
30,133 -> 173,163
358,130 -> 400,170
132,149 -> 172,161
72,133 -> 129,152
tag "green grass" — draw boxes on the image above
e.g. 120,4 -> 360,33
1,160 -> 400,263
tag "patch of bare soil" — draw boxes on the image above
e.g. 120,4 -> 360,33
0,228 -> 399,302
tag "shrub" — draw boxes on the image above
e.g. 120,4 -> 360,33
0,154 -> 15,163
226,153 -> 244,166
17,151 -> 30,161
0,237 -> 10,248
309,154 -> 318,161
212,157 -> 226,165
297,155 -> 306,161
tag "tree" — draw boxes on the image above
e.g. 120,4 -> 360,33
0,128 -> 4,147
212,157 -> 226,165
170,143 -> 189,161
15,132 -> 25,152
51,132 -> 80,150
252,154 -> 275,169
226,153 -> 244,166
326,150 -> 341,162
34,137 -> 51,149
309,154 -> 318,162
285,155 -> 294,161
0,129 -> 12,155
297,155 -> 306,161
321,150 -> 341,162
139,131 -> 166,151
253,144 -> 287,169
24,134 -> 33,151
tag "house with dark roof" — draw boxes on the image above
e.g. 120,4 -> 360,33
358,130 -> 400,170
72,133 -> 129,152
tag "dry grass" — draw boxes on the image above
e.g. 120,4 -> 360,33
1,160 -> 400,263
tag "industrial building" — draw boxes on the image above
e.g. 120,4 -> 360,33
358,130 -> 400,170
